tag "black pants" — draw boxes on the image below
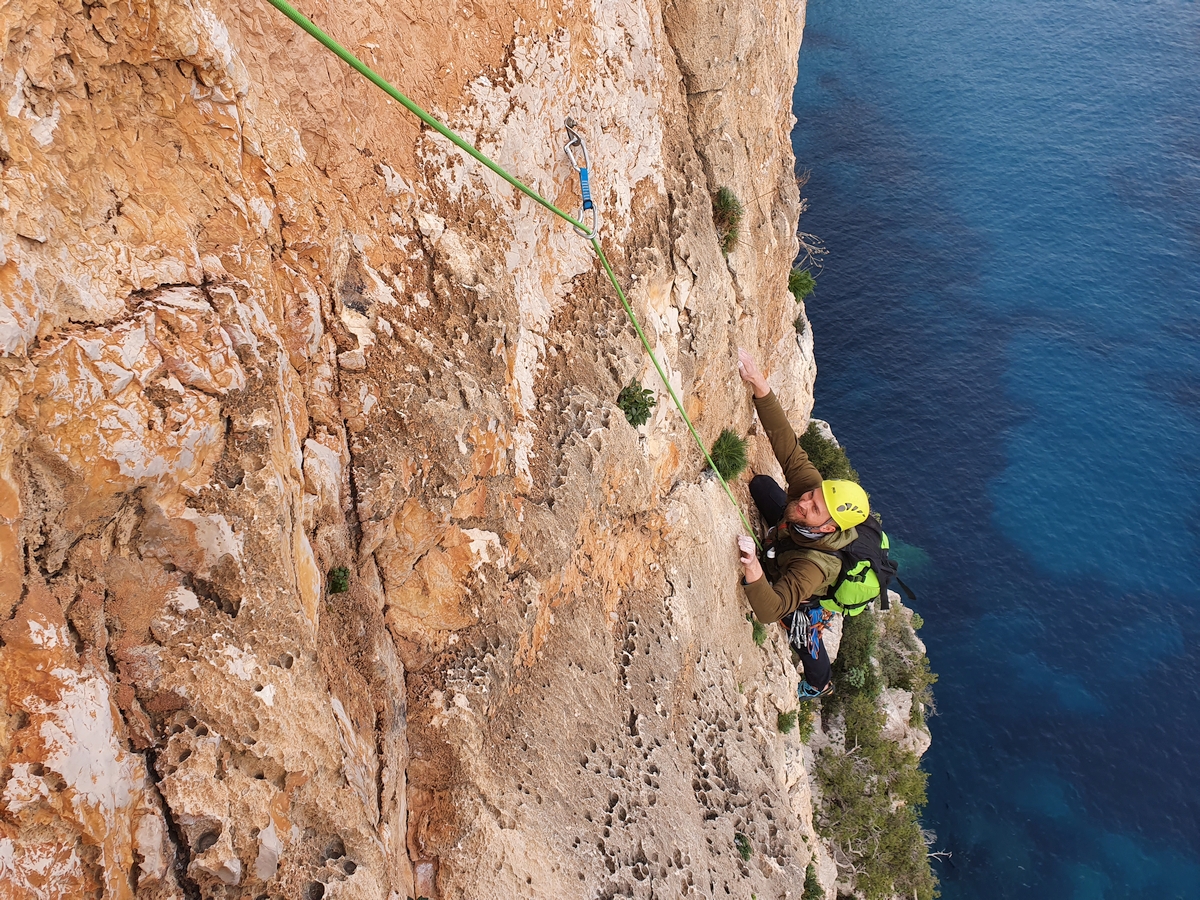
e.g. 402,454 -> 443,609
749,475 -> 832,690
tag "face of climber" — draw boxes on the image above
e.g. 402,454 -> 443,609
785,485 -> 837,533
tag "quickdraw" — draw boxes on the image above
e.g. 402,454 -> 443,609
563,118 -> 598,240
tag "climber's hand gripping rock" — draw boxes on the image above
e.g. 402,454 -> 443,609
737,535 -> 763,584
737,348 -> 770,399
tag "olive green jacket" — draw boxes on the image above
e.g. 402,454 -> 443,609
742,391 -> 858,623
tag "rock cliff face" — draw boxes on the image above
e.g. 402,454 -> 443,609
0,0 -> 862,897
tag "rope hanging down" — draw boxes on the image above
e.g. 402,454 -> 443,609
263,0 -> 761,547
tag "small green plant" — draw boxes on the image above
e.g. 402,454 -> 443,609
753,622 -> 767,646
734,832 -> 752,862
795,703 -> 816,742
745,612 -> 768,646
778,710 -> 798,734
709,428 -> 749,480
712,187 -> 744,254
803,863 -> 823,900
327,566 -> 350,594
789,268 -> 817,302
794,312 -> 808,336
616,380 -> 656,427
799,421 -> 859,483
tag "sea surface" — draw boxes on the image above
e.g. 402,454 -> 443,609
790,0 -> 1200,897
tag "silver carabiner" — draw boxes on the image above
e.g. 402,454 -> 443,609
564,117 -> 598,240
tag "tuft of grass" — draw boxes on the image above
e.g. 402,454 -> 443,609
616,380 -> 656,427
713,187 -> 744,255
709,428 -> 749,480
803,864 -> 823,900
789,268 -> 817,303
799,421 -> 859,483
327,566 -> 350,594
794,313 -> 808,336
734,832 -> 752,862
778,710 -> 798,734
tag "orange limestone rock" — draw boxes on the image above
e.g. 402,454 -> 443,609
0,584 -> 180,899
0,0 -> 834,896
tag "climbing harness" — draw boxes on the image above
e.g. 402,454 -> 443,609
263,0 -> 761,547
563,118 -> 598,240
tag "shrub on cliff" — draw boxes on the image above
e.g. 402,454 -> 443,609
879,605 -> 939,728
616,380 -> 656,427
789,268 -> 817,302
713,187 -> 744,255
803,863 -> 823,900
746,612 -> 768,646
734,832 -> 752,861
709,429 -> 750,480
327,566 -> 350,594
799,422 -> 859,483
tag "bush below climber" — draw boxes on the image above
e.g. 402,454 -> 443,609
734,348 -> 871,700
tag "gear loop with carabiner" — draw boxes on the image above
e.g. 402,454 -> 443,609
563,117 -> 599,240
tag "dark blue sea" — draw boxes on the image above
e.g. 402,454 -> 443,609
790,0 -> 1200,896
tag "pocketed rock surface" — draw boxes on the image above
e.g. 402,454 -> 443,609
0,0 -> 884,896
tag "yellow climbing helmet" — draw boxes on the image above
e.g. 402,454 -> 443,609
821,479 -> 870,530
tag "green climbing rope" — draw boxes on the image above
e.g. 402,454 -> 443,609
591,242 -> 759,543
263,0 -> 761,547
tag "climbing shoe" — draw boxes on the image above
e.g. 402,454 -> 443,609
797,680 -> 834,701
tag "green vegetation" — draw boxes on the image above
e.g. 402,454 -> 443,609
878,605 -> 938,728
709,428 -> 750,480
734,832 -> 752,862
799,421 -> 859,483
794,312 -> 808,336
616,380 -> 656,427
746,612 -> 768,647
789,268 -> 817,303
795,703 -> 816,742
778,705 -> 816,741
815,608 -> 939,900
845,664 -> 868,690
712,187 -> 744,255
327,566 -> 350,594
803,864 -> 823,900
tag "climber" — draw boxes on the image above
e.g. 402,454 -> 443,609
734,348 -> 871,700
